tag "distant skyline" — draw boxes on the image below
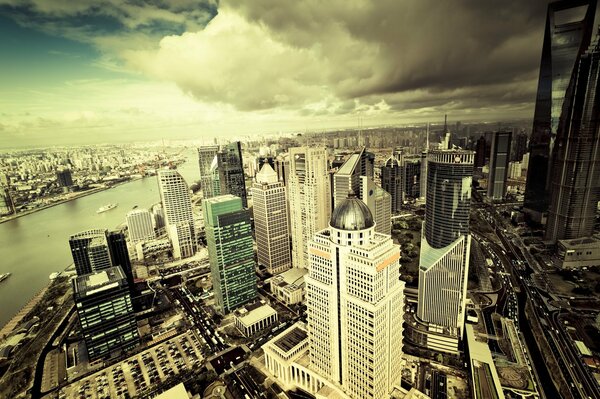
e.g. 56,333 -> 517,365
0,0 -> 550,148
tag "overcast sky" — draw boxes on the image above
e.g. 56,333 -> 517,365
0,0 -> 550,148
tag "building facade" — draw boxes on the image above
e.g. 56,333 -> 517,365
73,267 -> 139,361
197,145 -> 219,199
360,176 -> 392,236
288,147 -> 331,269
381,152 -> 404,212
214,142 -> 248,208
157,169 -> 196,259
251,164 -> 292,275
416,150 -> 473,350
203,195 -> 257,314
126,208 -> 155,243
306,194 -> 405,398
487,131 -> 512,201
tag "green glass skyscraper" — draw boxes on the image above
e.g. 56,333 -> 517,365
203,195 -> 257,314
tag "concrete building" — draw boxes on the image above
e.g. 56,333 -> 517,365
270,267 -> 308,305
234,302 -> 278,337
332,148 -> 374,209
56,168 -> 73,187
381,151 -> 404,212
465,324 -> 505,399
305,194 -> 405,398
126,208 -> 155,243
203,195 -> 257,314
157,169 -> 196,259
487,131 -> 512,201
415,149 -> 473,353
360,176 -> 392,236
508,161 -> 522,180
135,238 -> 171,261
288,147 -> 331,269
73,267 -> 139,361
197,145 -> 219,199
69,229 -> 114,276
557,236 -> 600,269
251,164 -> 292,275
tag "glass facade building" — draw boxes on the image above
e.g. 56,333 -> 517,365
524,0 -> 600,222
487,131 -> 512,201
203,195 -> 257,313
215,142 -> 248,208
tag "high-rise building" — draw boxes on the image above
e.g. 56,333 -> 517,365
107,230 -> 135,289
416,150 -> 473,352
214,142 -> 248,208
274,154 -> 290,186
56,168 -> 73,187
73,267 -> 139,361
381,152 -> 404,212
360,176 -> 392,236
70,229 -> 113,276
151,203 -> 165,230
474,136 -> 487,168
512,131 -> 528,162
545,32 -> 600,243
487,131 -> 512,201
420,150 -> 428,200
404,157 -> 421,199
288,147 -> 331,269
524,0 -> 600,223
332,147 -> 375,208
126,209 -> 155,243
158,169 -> 196,259
306,194 -> 404,398
198,145 -> 219,199
203,195 -> 257,313
251,164 -> 292,275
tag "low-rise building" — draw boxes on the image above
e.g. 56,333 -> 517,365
269,267 -> 307,305
557,237 -> 600,269
234,302 -> 278,337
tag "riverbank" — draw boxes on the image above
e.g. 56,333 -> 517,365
0,176 -> 147,225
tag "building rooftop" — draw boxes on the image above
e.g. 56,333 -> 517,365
235,303 -> 277,327
155,383 -> 189,399
559,236 -> 600,248
330,193 -> 374,231
273,326 -> 308,353
274,267 -> 308,286
74,266 -> 126,297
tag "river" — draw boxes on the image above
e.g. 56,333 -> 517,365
0,149 -> 199,328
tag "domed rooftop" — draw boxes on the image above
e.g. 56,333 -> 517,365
330,192 -> 375,231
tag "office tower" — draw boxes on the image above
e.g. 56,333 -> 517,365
417,150 -> 473,349
258,156 -> 275,174
487,131 -> 512,201
404,158 -> 421,199
381,152 -> 403,212
275,154 -> 289,185
332,147 -> 375,208
441,114 -> 451,149
198,145 -> 219,199
524,0 -> 600,223
107,230 -> 135,290
512,131 -> 529,162
151,203 -> 165,230
70,229 -> 112,276
0,185 -> 14,216
251,164 -> 292,275
420,150 -> 428,200
158,169 -> 196,259
508,161 -> 522,179
56,168 -> 73,187
73,267 -> 139,361
215,142 -> 248,208
545,33 -> 600,243
474,136 -> 487,167
306,194 -> 404,398
360,176 -> 392,235
288,147 -> 331,269
203,195 -> 257,313
126,209 -> 155,243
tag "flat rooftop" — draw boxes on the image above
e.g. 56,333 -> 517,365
273,327 -> 308,353
559,236 -> 600,248
74,266 -> 126,296
275,267 -> 308,286
235,303 -> 276,326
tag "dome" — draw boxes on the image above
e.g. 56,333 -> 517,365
330,192 -> 375,231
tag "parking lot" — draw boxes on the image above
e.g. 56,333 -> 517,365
56,331 -> 203,399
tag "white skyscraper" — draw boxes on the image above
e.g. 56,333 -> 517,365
412,150 -> 473,354
126,209 -> 155,243
251,164 -> 292,275
306,194 -> 405,398
288,147 -> 331,269
157,169 -> 196,259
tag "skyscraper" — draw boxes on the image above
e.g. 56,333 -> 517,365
524,0 -> 600,223
56,168 -> 73,187
107,230 -> 135,290
251,164 -> 292,275
332,147 -> 374,208
215,142 -> 248,208
288,147 -> 331,269
203,195 -> 257,313
487,131 -> 512,201
416,150 -> 473,352
126,209 -> 155,243
70,229 -> 113,276
360,176 -> 392,236
404,157 -> 421,199
474,135 -> 487,168
512,131 -> 529,162
157,169 -> 196,259
381,152 -> 404,212
545,32 -> 600,242
198,145 -> 219,199
306,194 -> 404,398
73,267 -> 139,361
